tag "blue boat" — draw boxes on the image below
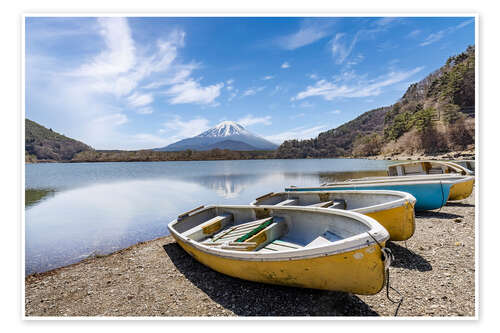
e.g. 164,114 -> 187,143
285,176 -> 473,211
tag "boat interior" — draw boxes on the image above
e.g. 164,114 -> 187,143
171,206 -> 371,253
387,162 -> 466,176
253,191 -> 403,210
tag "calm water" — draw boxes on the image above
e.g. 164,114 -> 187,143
25,159 -> 392,275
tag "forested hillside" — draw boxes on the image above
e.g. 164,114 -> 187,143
25,119 -> 92,162
276,45 -> 475,158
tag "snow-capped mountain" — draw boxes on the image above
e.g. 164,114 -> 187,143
155,121 -> 278,151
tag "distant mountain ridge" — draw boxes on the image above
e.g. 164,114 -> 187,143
155,121 -> 278,151
25,119 -> 92,162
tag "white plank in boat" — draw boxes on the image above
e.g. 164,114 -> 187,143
275,199 -> 298,206
308,201 -> 333,208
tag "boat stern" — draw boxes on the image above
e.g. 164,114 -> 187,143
448,177 -> 475,201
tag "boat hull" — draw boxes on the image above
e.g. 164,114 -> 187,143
448,178 -> 475,201
287,183 -> 451,211
361,202 -> 415,241
172,234 -> 387,295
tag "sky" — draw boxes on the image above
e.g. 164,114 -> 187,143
25,16 -> 475,150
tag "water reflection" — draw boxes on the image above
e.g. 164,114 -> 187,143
25,188 -> 56,207
25,159 -> 391,275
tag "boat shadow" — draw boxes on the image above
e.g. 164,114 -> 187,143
386,242 -> 432,272
162,242 -> 380,316
445,202 -> 475,208
415,211 -> 463,219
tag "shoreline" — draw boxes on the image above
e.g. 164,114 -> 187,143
26,150 -> 476,165
25,189 -> 475,317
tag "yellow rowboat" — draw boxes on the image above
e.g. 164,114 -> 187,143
345,174 -> 475,201
387,160 -> 473,176
168,205 -> 391,295
250,190 -> 416,241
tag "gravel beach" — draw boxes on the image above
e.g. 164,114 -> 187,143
25,189 -> 476,317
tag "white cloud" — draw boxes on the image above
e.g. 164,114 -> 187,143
331,32 -> 360,65
328,110 -> 341,115
136,107 -> 154,115
127,92 -> 153,107
226,79 -> 235,91
374,17 -> 400,26
407,29 -> 421,38
293,66 -> 424,101
262,75 -> 274,80
308,74 -> 318,80
276,21 -> 333,50
163,116 -> 211,139
238,115 -> 272,126
265,125 -> 327,144
243,86 -> 266,96
73,18 -> 136,77
164,79 -> 224,105
420,19 -> 474,46
281,62 -> 291,69
93,113 -> 128,126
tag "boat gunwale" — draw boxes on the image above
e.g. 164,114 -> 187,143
168,205 -> 389,262
387,160 -> 473,175
249,190 -> 416,215
307,175 -> 474,188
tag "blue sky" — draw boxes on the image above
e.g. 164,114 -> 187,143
25,16 -> 475,150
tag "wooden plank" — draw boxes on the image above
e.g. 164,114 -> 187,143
308,201 -> 333,208
177,205 -> 204,219
275,199 -> 298,206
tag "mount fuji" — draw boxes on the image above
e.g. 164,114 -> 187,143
155,121 -> 278,151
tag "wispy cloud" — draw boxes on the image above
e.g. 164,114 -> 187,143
331,32 -> 360,65
164,79 -> 224,105
136,107 -> 154,115
420,19 -> 474,46
265,125 -> 327,144
293,66 -> 424,101
407,29 -> 421,38
127,92 -> 153,107
262,75 -> 274,80
162,116 -> 211,140
93,113 -> 128,126
328,110 -> 341,115
238,115 -> 272,126
281,62 -> 291,69
299,101 -> 314,108
243,86 -> 266,96
276,21 -> 333,50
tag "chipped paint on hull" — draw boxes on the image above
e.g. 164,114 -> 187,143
363,201 -> 415,241
173,235 -> 387,295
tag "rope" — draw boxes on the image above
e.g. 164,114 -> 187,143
367,232 -> 404,316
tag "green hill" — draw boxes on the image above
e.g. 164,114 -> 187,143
276,45 -> 475,158
25,119 -> 92,162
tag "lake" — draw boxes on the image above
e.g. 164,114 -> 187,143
25,158 -> 392,275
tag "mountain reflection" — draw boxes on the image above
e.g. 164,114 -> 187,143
192,174 -> 257,198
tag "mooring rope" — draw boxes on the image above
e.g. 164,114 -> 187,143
367,231 -> 404,316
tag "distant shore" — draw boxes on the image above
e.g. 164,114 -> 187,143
26,148 -> 475,164
25,189 -> 475,317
